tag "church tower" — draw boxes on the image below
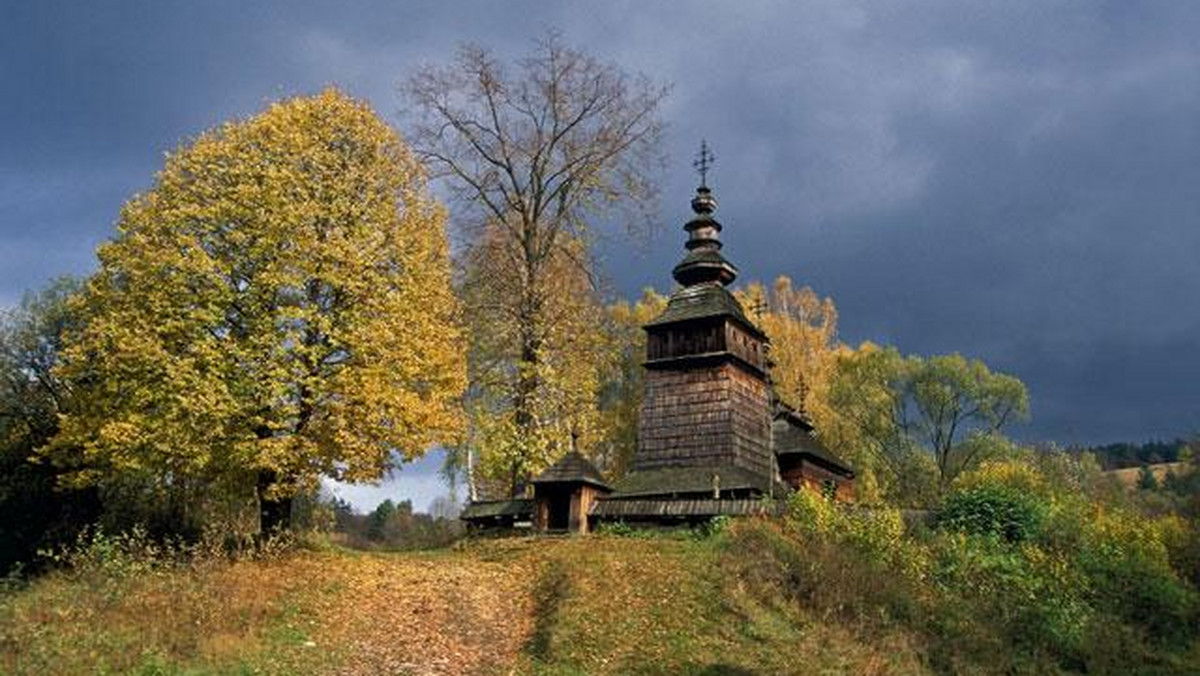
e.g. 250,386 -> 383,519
463,146 -> 859,531
629,144 -> 774,494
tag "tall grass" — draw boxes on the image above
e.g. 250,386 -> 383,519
722,469 -> 1200,676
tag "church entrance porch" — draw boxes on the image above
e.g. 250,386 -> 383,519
537,485 -> 575,532
529,451 -> 613,534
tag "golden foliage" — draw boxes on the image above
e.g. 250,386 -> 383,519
596,288 -> 668,476
736,276 -> 838,414
49,89 -> 465,497
462,230 -> 614,490
734,278 -> 893,498
954,459 -> 1049,497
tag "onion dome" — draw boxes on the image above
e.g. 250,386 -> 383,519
647,141 -> 764,339
671,185 -> 739,287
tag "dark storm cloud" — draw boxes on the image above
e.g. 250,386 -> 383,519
587,1 -> 1200,444
2,2 -> 1197,471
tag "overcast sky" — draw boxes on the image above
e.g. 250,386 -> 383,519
3,1 -> 1197,511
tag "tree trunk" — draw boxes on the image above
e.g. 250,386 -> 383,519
509,461 -> 522,499
510,322 -> 542,497
256,468 -> 291,537
466,446 -> 478,502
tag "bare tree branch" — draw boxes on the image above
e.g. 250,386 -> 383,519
401,32 -> 667,494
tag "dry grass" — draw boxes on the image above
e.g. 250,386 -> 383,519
0,554 -> 333,674
0,544 -> 545,675
1104,461 -> 1192,489
1,533 -> 936,675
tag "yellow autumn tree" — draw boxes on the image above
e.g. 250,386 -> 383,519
737,276 -> 839,414
459,227 -> 614,495
595,288 -> 668,477
737,277 -> 886,502
49,89 -> 465,532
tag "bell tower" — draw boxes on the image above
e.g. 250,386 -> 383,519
632,144 -> 773,488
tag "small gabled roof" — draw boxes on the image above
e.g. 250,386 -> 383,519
772,407 -> 855,478
459,499 -> 534,521
531,451 -> 611,490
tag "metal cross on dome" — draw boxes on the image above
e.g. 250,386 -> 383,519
693,139 -> 715,188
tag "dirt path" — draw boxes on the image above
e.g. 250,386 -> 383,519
297,545 -> 542,675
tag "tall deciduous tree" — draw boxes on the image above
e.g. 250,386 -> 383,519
908,353 -> 1029,484
49,89 -> 465,534
737,276 -> 839,414
821,345 -> 1029,498
460,229 -> 613,493
596,288 -> 668,477
404,33 -> 667,495
0,278 -> 100,570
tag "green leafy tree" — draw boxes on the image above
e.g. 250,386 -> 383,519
907,354 -> 1029,485
822,345 -> 1028,500
367,499 -> 397,541
0,278 -> 100,571
1138,465 -> 1161,491
821,344 -> 919,500
48,89 -> 466,535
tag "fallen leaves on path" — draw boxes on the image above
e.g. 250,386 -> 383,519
263,539 -> 561,676
309,550 -> 538,676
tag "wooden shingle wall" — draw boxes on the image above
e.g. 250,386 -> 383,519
635,360 -> 770,476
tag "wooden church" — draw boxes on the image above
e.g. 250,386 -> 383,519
462,157 -> 854,533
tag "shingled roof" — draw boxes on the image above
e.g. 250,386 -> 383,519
530,451 -> 611,489
459,499 -> 533,521
608,464 -> 784,498
644,282 -> 765,339
591,497 -> 783,519
772,408 -> 855,477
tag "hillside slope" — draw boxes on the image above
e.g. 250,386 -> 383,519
0,532 -> 927,675
1104,461 -> 1192,489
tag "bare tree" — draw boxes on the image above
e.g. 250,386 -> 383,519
403,32 -> 668,495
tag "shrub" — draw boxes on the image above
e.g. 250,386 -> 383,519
692,515 -> 732,540
1073,508 -> 1198,645
939,461 -> 1050,542
779,490 -> 931,625
1160,515 -> 1200,587
938,485 -> 1048,542
953,459 -> 1048,496
40,525 -> 171,582
787,488 -> 926,578
785,487 -> 836,537
774,457 -> 1200,674
929,532 -> 1091,664
724,517 -> 925,632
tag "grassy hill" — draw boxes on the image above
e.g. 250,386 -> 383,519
1104,461 -> 1193,489
2,510 -> 1197,676
0,529 -> 928,676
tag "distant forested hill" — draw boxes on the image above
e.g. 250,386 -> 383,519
1073,438 -> 1194,470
